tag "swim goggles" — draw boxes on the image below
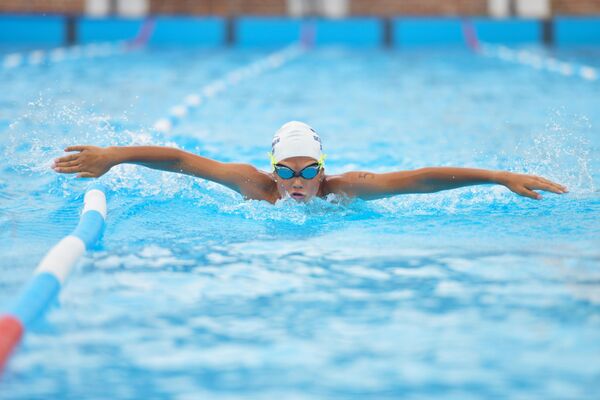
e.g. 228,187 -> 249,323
274,163 -> 321,180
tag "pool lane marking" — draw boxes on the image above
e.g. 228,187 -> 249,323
153,43 -> 305,134
0,184 -> 107,374
461,19 -> 481,52
459,20 -> 598,83
480,44 -> 598,82
1,17 -> 154,70
1,41 -> 129,70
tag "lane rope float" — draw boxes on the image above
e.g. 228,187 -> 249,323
480,44 -> 598,82
1,41 -> 129,70
153,43 -> 305,134
0,184 -> 108,373
460,20 -> 598,83
1,18 -> 156,71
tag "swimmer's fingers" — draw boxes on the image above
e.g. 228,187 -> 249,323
528,181 -> 563,194
513,186 -> 542,200
533,176 -> 568,193
76,172 -> 94,178
64,145 -> 91,153
54,153 -> 79,164
527,176 -> 568,194
53,159 -> 79,168
53,166 -> 81,174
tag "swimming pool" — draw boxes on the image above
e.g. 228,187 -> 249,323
1,43 -> 599,399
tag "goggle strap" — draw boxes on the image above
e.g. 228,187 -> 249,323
268,152 -> 277,171
318,153 -> 327,167
268,153 -> 326,173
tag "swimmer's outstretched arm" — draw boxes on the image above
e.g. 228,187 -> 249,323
52,145 -> 273,197
328,167 -> 568,200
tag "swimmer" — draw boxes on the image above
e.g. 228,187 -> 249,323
53,121 -> 567,203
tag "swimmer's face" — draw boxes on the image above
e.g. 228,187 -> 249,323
273,156 -> 324,202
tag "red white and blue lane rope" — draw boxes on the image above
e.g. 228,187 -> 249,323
0,184 -> 107,373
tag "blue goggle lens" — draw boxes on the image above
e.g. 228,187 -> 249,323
276,166 -> 295,179
300,166 -> 319,179
275,164 -> 320,180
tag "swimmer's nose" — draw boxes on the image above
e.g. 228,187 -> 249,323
292,178 -> 303,188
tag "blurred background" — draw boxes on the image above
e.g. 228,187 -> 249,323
0,0 -> 599,47
1,0 -> 600,17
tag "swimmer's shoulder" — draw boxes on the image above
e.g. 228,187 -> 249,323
237,165 -> 278,202
321,173 -> 353,197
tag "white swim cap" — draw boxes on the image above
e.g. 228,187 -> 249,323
270,121 -> 324,165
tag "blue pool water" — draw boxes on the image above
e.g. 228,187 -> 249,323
1,45 -> 599,399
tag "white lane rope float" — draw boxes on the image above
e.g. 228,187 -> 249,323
153,43 -> 305,134
0,184 -> 107,373
480,43 -> 598,82
1,41 -> 130,70
1,18 -> 155,71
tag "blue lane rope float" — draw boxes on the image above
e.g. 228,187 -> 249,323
0,184 -> 107,373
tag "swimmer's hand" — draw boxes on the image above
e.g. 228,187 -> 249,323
495,171 -> 568,200
52,145 -> 114,178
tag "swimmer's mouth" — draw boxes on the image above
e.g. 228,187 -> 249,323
290,192 -> 306,200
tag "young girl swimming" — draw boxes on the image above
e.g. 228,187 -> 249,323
52,121 -> 567,203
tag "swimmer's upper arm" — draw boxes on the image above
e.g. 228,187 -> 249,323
178,152 -> 273,196
326,170 -> 422,200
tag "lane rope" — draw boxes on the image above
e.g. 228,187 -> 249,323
0,184 -> 107,373
460,20 -> 598,83
1,17 -> 156,71
1,41 -> 129,70
153,43 -> 305,134
480,44 -> 598,82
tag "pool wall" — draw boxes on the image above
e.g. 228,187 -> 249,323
1,15 -> 600,46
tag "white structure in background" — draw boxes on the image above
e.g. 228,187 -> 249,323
287,0 -> 348,18
117,0 -> 149,17
288,0 -> 312,16
488,0 -> 550,18
515,0 -> 550,18
488,0 -> 511,18
85,0 -> 110,16
85,0 -> 149,17
320,0 -> 348,18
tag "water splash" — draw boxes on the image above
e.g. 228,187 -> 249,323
516,110 -> 595,194
3,95 -> 203,198
3,96 -> 595,216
